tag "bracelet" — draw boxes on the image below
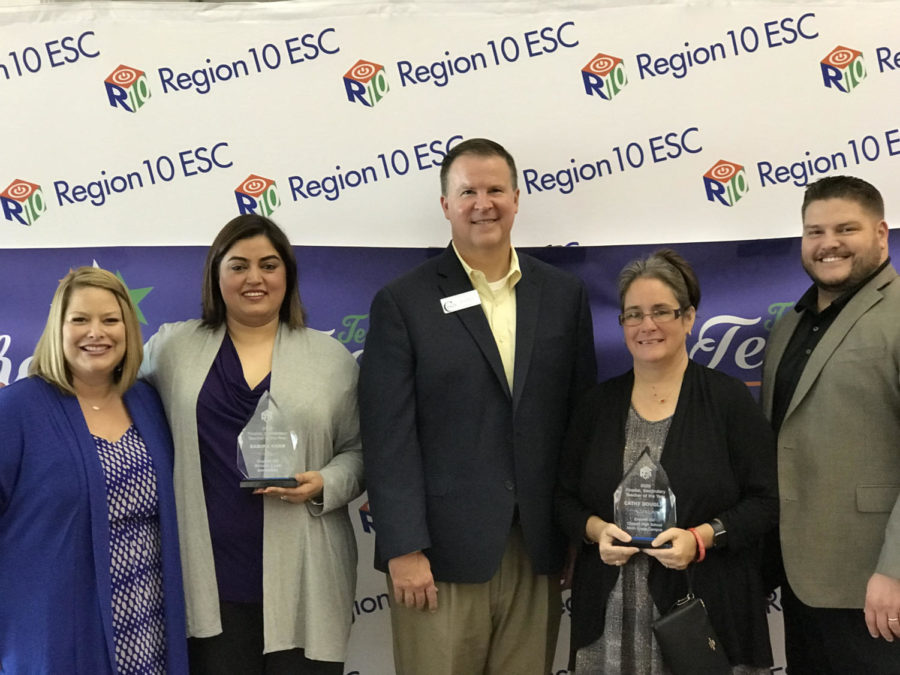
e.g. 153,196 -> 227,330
688,527 -> 706,563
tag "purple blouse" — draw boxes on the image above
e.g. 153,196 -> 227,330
196,333 -> 271,603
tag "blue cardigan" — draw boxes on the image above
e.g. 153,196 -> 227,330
0,377 -> 188,674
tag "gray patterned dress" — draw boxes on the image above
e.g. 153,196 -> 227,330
574,406 -> 768,675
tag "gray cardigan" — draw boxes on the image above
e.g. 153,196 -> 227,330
140,320 -> 364,661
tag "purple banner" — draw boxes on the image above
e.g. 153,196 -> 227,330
2,236 -> 897,390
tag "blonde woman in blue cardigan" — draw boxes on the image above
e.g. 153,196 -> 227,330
0,267 -> 187,674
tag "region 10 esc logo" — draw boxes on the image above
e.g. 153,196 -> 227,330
105,65 -> 152,113
703,160 -> 748,207
344,59 -> 390,107
1,179 -> 47,225
581,53 -> 628,101
820,45 -> 866,94
235,174 -> 281,217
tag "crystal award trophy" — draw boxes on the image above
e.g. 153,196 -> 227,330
612,447 -> 676,548
237,392 -> 300,488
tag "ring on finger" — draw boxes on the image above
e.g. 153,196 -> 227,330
889,617 -> 899,623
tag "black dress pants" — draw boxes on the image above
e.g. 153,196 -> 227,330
188,601 -> 344,675
781,581 -> 899,675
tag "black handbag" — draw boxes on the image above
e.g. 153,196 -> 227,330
652,570 -> 732,675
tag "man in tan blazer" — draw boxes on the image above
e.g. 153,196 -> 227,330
762,175 -> 900,673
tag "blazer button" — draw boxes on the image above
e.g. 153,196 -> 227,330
504,480 -> 515,491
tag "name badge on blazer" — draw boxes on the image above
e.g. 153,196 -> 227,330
440,289 -> 481,314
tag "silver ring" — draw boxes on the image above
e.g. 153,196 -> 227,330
889,617 -> 899,623
280,496 -> 288,502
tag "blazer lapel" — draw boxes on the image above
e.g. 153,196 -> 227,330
436,246 -> 510,398
761,309 -> 800,417
784,269 -> 892,421
512,257 -> 541,412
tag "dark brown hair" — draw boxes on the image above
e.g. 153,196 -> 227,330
802,175 -> 884,219
201,214 -> 306,329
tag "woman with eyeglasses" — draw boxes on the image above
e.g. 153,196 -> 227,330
556,249 -> 777,674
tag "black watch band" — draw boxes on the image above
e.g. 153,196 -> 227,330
709,518 -> 727,548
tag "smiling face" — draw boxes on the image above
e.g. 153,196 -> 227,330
440,153 -> 519,262
218,234 -> 287,329
62,286 -> 127,388
622,277 -> 695,367
801,197 -> 888,307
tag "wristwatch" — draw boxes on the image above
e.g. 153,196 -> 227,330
708,518 -> 727,548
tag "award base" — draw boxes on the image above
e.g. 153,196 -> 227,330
241,477 -> 299,489
612,537 -> 672,549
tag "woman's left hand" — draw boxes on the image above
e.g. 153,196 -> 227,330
255,471 -> 324,504
643,528 -> 696,570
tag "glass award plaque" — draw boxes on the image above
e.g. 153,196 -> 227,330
612,447 -> 676,548
237,391 -> 300,489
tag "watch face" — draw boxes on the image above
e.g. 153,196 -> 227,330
710,519 -> 727,546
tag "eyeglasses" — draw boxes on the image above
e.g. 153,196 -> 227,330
618,307 -> 687,327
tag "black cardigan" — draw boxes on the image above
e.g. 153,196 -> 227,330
555,360 -> 777,668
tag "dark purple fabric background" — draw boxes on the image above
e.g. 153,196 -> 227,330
2,236 -> 897,390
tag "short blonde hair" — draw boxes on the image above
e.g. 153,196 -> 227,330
30,267 -> 144,395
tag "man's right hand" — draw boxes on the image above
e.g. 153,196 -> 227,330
389,551 -> 439,612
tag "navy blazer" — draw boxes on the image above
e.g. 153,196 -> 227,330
359,245 -> 596,583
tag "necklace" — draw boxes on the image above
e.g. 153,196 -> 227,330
79,390 -> 116,412
651,387 -> 676,404
635,380 -> 681,405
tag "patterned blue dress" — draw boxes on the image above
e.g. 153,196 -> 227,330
94,425 -> 167,674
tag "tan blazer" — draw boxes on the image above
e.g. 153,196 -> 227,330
761,263 -> 900,608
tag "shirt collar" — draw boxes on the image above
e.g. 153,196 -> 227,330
452,242 -> 522,288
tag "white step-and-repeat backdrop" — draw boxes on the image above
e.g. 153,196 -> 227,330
3,1 -> 900,672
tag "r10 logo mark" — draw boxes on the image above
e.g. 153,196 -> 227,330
105,65 -> 151,112
704,160 -> 749,207
582,53 -> 628,100
344,59 -> 390,107
821,46 -> 867,93
1,179 -> 47,225
235,174 -> 281,217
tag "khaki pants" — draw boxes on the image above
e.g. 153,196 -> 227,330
388,525 -> 562,675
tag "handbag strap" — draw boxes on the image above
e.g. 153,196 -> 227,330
673,567 -> 697,606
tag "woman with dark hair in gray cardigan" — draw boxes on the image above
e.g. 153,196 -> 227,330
141,214 -> 363,675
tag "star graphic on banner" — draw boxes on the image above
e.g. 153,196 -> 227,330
116,273 -> 153,325
90,260 -> 154,325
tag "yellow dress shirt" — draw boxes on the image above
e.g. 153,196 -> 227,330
452,243 -> 522,390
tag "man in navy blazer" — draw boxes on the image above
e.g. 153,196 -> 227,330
359,138 -> 596,674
